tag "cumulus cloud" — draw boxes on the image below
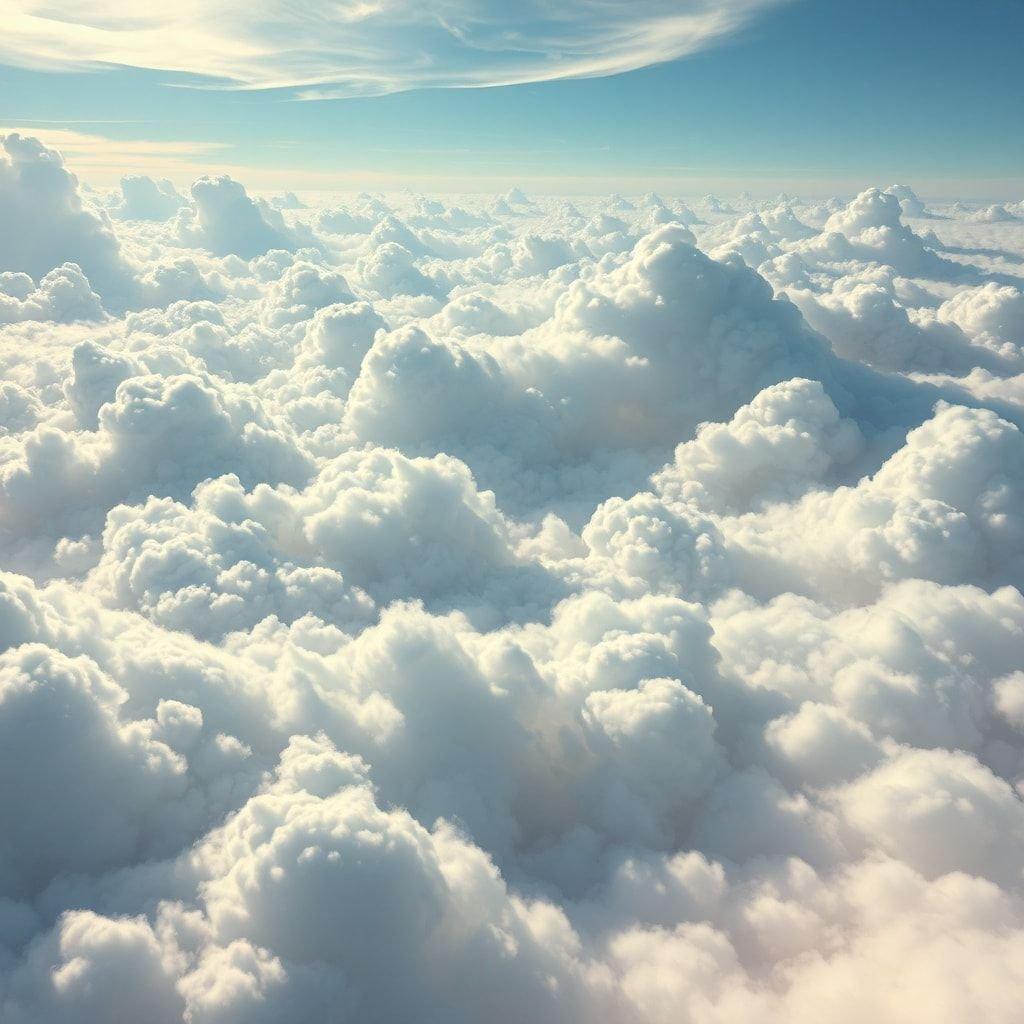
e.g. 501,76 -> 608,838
652,377 -> 865,513
172,176 -> 314,258
0,371 -> 312,569
793,187 -> 971,280
111,174 -> 187,222
2,136 -> 1024,1022
885,183 -> 936,219
0,133 -> 131,306
0,263 -> 104,324
971,204 -> 1021,224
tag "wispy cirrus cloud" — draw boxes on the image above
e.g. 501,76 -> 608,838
0,1 -> 787,98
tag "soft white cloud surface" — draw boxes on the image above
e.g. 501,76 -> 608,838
2,133 -> 1024,1022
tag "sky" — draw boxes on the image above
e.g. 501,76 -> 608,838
1,0 -> 1022,196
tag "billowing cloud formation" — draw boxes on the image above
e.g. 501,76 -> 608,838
3,133 -> 1024,1022
173,176 -> 314,258
0,133 -> 131,304
0,263 -> 103,324
111,175 -> 186,222
1,1 -> 786,98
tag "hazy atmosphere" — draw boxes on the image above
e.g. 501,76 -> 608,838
1,2 -> 1024,1022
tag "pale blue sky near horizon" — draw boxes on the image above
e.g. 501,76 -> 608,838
1,0 -> 1021,197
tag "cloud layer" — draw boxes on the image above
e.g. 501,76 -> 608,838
2,133 -> 1024,1022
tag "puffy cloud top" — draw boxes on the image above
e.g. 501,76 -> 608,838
0,134 -> 129,305
112,175 -> 187,222
173,176 -> 312,258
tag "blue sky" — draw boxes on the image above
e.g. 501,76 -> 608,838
1,0 -> 1021,196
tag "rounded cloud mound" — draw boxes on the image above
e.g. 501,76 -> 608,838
2,136 -> 1024,1022
0,134 -> 131,307
112,175 -> 186,222
173,176 -> 313,258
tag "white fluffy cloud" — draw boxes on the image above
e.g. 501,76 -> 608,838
2,135 -> 1024,1022
172,176 -> 314,258
0,134 -> 131,306
0,263 -> 104,325
111,175 -> 186,222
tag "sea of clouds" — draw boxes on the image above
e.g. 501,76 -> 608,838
2,130 -> 1024,1021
